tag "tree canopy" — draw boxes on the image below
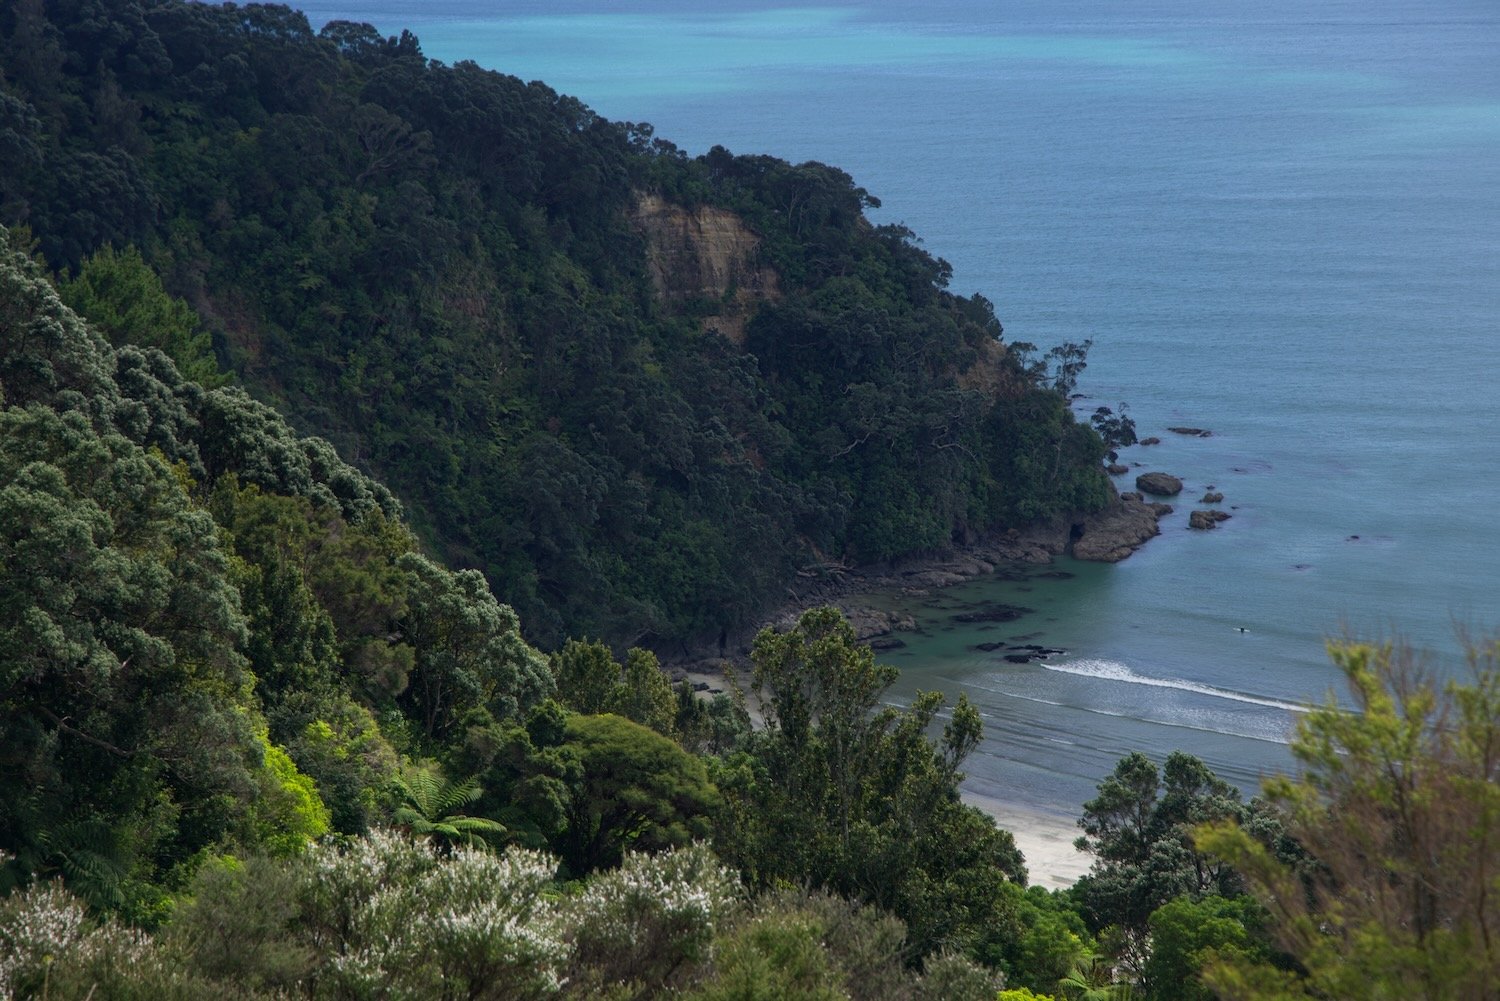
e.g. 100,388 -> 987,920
0,0 -> 1112,650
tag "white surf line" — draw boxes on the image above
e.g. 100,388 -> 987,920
1040,658 -> 1309,714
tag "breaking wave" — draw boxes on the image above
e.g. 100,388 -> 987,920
1039,658 -> 1307,714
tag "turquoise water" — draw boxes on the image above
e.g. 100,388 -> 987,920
303,0 -> 1500,816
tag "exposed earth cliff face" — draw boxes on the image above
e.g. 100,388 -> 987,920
631,192 -> 781,344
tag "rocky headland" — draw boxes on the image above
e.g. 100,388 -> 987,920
666,482 -> 1169,680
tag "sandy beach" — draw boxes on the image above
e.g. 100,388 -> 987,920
962,790 -> 1092,891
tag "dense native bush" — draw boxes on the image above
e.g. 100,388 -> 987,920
0,0 -> 1112,650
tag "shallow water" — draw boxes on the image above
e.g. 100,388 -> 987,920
303,0 -> 1500,817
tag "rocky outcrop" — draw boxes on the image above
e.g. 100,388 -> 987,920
631,192 -> 781,344
1135,472 -> 1183,496
1071,493 -> 1166,562
1167,426 -> 1212,437
837,607 -> 918,641
1107,463 -> 1129,475
1201,491 -> 1224,504
1139,436 -> 1161,446
1189,509 -> 1232,530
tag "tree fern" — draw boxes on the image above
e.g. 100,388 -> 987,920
391,761 -> 506,850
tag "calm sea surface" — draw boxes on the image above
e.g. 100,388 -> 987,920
302,0 -> 1500,817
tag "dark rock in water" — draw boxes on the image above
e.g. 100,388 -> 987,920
1002,645 -> 1067,664
1189,509 -> 1232,530
869,636 -> 907,651
1009,632 -> 1043,642
1140,436 -> 1161,445
1201,491 -> 1224,503
1073,493 -> 1166,562
1167,426 -> 1213,437
974,642 -> 1005,652
952,603 -> 1034,624
1107,463 -> 1129,475
1135,472 -> 1183,496
1120,491 -> 1143,502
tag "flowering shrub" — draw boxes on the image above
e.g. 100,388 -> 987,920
0,881 -> 152,1000
566,842 -> 741,991
301,831 -> 569,1000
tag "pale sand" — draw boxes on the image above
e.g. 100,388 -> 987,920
962,790 -> 1093,891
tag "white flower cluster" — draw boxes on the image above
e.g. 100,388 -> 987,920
567,842 -> 741,976
0,882 -> 150,1000
304,831 -> 570,1000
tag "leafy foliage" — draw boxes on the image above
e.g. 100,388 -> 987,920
391,759 -> 506,849
1071,750 -> 1267,984
551,639 -> 677,737
0,228 -> 547,907
714,607 -> 1026,962
1196,637 -> 1500,1000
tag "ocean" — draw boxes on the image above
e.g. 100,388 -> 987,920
298,0 -> 1500,818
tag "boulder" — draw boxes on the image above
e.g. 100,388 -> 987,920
1139,436 -> 1161,446
1189,509 -> 1232,530
1201,491 -> 1224,504
1107,463 -> 1129,475
1167,426 -> 1213,437
1135,472 -> 1183,496
952,603 -> 1034,624
843,607 -> 898,640
1072,494 -> 1166,562
905,569 -> 968,588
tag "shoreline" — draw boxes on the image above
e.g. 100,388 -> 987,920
666,490 -> 1159,892
664,485 -> 1167,672
961,790 -> 1092,891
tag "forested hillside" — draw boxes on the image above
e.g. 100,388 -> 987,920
0,233 -> 1049,996
0,0 -> 1110,648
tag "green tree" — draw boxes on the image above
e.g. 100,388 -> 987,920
0,405 -> 260,916
60,244 -> 227,387
1143,896 -> 1268,1001
397,552 -> 551,742
1072,751 -> 1254,982
550,639 -> 677,736
555,713 -> 721,875
1196,637 -> 1500,1001
718,607 -> 1024,962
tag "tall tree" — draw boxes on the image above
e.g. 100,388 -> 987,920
1198,637 -> 1500,1001
716,607 -> 1025,961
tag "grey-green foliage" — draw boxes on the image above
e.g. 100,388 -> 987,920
716,607 -> 1025,962
0,403 -> 260,913
296,831 -> 569,1000
564,842 -> 742,995
0,227 -> 399,523
0,878 -> 236,1001
0,225 -> 550,907
398,551 -> 552,741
